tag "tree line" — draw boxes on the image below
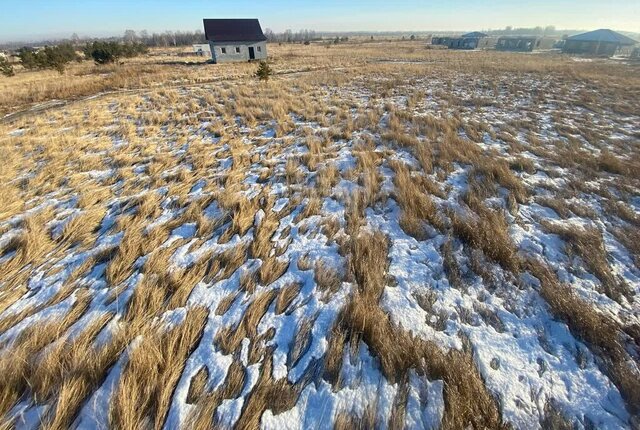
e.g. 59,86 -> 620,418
488,26 -> 566,36
123,30 -> 206,47
263,29 -> 320,43
122,28 -> 324,45
1,41 -> 148,76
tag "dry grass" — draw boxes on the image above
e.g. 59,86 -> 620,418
109,306 -> 208,430
314,260 -> 343,300
1,39 -> 638,428
328,228 -> 506,429
316,163 -> 340,197
541,221 -> 632,302
37,313 -> 125,429
451,200 -> 520,272
392,161 -> 444,239
214,289 -> 277,355
469,156 -> 528,203
288,317 -> 315,368
0,290 -> 92,419
334,407 -> 377,430
233,351 -> 300,430
105,221 -> 145,287
275,282 -> 301,315
441,237 -> 463,290
611,226 -> 640,268
258,256 -> 289,286
205,242 -> 249,283
188,358 -> 247,429
354,146 -> 383,207
527,260 -> 640,415
186,365 -> 209,405
0,209 -> 57,301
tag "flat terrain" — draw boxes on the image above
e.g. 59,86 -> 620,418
0,42 -> 639,429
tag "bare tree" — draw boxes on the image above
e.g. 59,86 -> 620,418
124,29 -> 137,42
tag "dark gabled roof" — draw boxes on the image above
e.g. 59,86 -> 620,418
567,29 -> 637,45
203,19 -> 267,42
462,32 -> 488,38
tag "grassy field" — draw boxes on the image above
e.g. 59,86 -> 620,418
0,41 -> 639,429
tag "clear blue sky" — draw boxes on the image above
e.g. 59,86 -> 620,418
1,0 -> 638,42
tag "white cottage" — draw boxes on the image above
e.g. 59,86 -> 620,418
203,18 -> 268,64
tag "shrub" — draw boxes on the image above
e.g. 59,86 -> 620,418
0,56 -> 13,77
255,61 -> 272,81
84,41 -> 148,65
17,47 -> 38,70
18,44 -> 78,74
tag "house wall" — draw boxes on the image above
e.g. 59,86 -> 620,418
447,37 -> 472,49
431,37 -> 451,46
496,37 -> 556,52
209,41 -> 267,63
477,37 -> 498,49
447,37 -> 496,50
562,40 -> 618,57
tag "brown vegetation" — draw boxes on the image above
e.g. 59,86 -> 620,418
1,38 -> 638,428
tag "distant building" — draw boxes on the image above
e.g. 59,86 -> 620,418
496,36 -> 557,52
192,44 -> 211,56
433,32 -> 496,50
562,29 -> 637,57
431,36 -> 452,46
203,18 -> 268,63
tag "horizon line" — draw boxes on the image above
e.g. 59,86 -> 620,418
3,25 -> 631,46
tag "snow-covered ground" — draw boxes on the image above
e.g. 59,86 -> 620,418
0,54 -> 638,429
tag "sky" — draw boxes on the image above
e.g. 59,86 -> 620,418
1,0 -> 639,42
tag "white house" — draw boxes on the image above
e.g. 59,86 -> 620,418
203,18 -> 268,63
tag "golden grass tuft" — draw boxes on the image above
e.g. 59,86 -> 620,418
541,221 -> 631,302
234,350 -> 300,430
316,163 -> 340,197
105,221 -> 145,287
188,358 -> 247,429
0,289 -> 93,417
0,208 -> 57,297
314,260 -> 343,299
392,161 -> 444,239
451,200 -> 520,272
109,306 -> 208,430
288,317 -> 315,368
275,282 -> 301,315
59,207 -> 107,248
258,256 -> 290,286
214,289 -> 277,355
186,365 -> 210,405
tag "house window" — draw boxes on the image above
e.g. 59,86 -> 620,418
221,47 -> 226,54
235,47 -> 241,53
257,46 -> 261,52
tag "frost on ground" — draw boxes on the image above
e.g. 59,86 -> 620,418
0,47 -> 639,429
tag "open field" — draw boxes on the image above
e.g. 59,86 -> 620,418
0,41 -> 639,429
